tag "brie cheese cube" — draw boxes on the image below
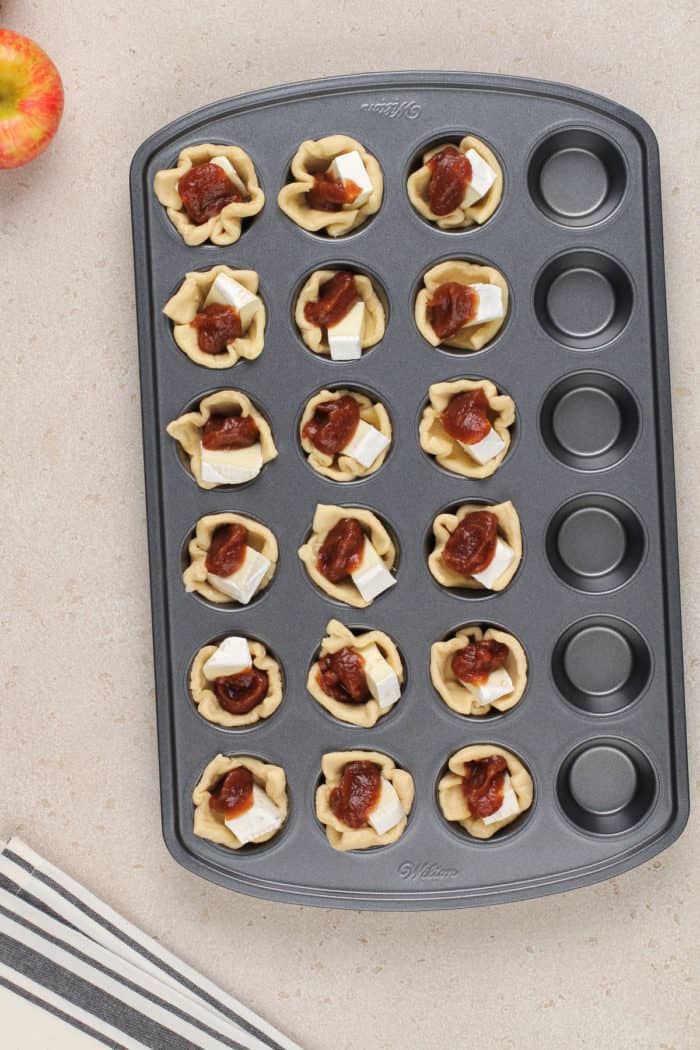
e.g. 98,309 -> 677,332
203,636 -> 252,681
367,778 -> 404,835
209,154 -> 248,198
208,546 -> 271,605
462,148 -> 497,207
471,537 -> 515,590
362,643 -> 401,709
350,538 -> 396,602
341,419 -> 390,469
464,666 -> 514,707
462,284 -> 504,327
200,442 -> 263,485
459,426 -> 506,466
327,150 -> 373,209
327,300 -> 365,361
482,774 -> 520,826
203,273 -> 260,333
224,784 -> 283,845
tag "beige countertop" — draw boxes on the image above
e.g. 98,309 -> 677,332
2,2 -> 698,1047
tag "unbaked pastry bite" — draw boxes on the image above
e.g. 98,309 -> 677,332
193,754 -> 287,849
407,136 -> 503,229
167,390 -> 277,489
163,266 -> 265,369
316,750 -> 414,851
429,501 -> 522,593
295,269 -> 386,359
298,504 -> 397,608
300,389 -> 391,481
415,261 -> 508,351
419,379 -> 515,479
430,625 -> 527,717
278,135 -> 383,237
154,144 -> 264,246
184,512 -> 278,605
438,744 -> 533,839
308,620 -> 404,727
191,636 -> 283,728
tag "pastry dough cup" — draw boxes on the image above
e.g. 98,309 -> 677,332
154,144 -> 264,246
190,640 -> 283,728
316,750 -> 414,851
167,390 -> 277,490
295,269 -> 386,355
419,378 -> 515,479
415,260 -> 509,351
298,504 -> 396,608
430,625 -> 527,716
278,135 -> 383,237
193,754 -> 287,849
183,512 -> 278,604
300,389 -> 392,481
307,619 -> 404,727
407,135 -> 503,229
428,501 -> 522,593
163,266 -> 266,369
438,744 -> 533,839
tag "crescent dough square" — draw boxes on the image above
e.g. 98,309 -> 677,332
430,625 -> 527,716
183,512 -> 278,604
162,266 -> 266,369
193,754 -> 287,849
307,619 -> 404,727
190,639 -> 283,728
429,501 -> 522,592
153,143 -> 264,246
407,135 -> 503,229
300,389 -> 392,481
298,504 -> 396,608
415,261 -> 509,351
438,744 -> 533,839
167,390 -> 277,490
295,269 -> 386,355
316,750 -> 414,851
419,378 -> 515,479
277,135 -> 383,237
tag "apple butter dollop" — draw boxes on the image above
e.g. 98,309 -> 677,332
178,161 -> 248,225
442,510 -> 498,577
428,282 -> 478,340
213,668 -> 269,714
202,414 -> 259,450
317,647 -> 370,703
304,271 -> 359,328
317,518 -> 365,583
209,766 -> 254,818
427,146 -> 472,216
191,303 -> 243,355
441,389 -> 491,445
302,395 -> 360,455
329,760 -> 382,828
461,755 -> 508,819
205,522 -> 248,577
452,639 -> 509,685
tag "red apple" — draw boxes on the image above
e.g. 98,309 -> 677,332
0,29 -> 63,169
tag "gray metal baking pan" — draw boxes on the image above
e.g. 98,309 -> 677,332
129,71 -> 688,909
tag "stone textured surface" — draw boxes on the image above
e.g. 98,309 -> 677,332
1,3 -> 698,1047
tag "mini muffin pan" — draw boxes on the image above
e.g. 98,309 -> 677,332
130,72 -> 688,909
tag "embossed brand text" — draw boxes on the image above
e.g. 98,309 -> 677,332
361,98 -> 422,120
398,861 -> 458,880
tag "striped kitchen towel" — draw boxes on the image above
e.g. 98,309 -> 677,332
0,837 -> 303,1050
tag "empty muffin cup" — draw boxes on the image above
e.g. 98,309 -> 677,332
557,739 -> 657,834
546,494 -> 645,593
528,128 -> 627,227
534,250 -> 633,349
552,615 -> 652,714
540,371 -> 640,471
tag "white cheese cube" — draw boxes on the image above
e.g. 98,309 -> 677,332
200,442 -> 263,485
361,643 -> 401,709
482,775 -> 520,826
209,154 -> 248,198
462,148 -> 497,207
462,284 -> 504,327
208,546 -> 271,605
202,637 -> 252,681
471,537 -> 515,590
327,300 -> 365,361
341,419 -> 390,469
459,426 -> 506,466
224,784 -> 283,845
350,538 -> 396,603
327,150 -> 373,209
203,273 -> 260,333
464,666 -> 514,707
367,778 -> 404,835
